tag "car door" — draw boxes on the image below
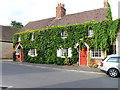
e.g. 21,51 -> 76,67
105,57 -> 118,71
118,57 -> 120,72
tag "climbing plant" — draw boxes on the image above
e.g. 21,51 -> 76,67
13,18 -> 120,65
107,3 -> 113,20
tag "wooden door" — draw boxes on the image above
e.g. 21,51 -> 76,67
20,49 -> 24,61
80,48 -> 87,65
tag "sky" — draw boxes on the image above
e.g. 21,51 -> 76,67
0,0 -> 120,26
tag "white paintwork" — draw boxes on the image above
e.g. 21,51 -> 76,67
15,44 -> 23,50
77,42 -> 89,66
57,48 -> 72,58
31,32 -> 35,40
90,49 -> 104,59
74,43 -> 79,48
68,48 -> 72,57
116,37 -> 118,55
57,49 -> 62,57
18,36 -> 21,42
28,49 -> 37,57
116,32 -> 120,56
61,31 -> 67,39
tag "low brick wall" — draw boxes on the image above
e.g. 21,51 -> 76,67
91,59 -> 102,64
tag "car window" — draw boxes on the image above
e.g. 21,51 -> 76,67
118,57 -> 120,63
102,56 -> 108,61
107,57 -> 118,63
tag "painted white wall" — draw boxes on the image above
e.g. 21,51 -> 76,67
116,32 -> 120,55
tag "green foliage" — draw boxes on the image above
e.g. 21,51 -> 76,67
13,52 -> 16,61
11,20 -> 24,28
107,3 -> 112,20
13,19 -> 120,65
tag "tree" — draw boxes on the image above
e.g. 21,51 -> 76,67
11,20 -> 24,28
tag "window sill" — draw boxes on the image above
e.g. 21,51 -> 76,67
91,57 -> 104,59
28,55 -> 37,57
88,35 -> 93,38
62,37 -> 67,39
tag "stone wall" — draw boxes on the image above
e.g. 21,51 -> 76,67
0,42 -> 13,59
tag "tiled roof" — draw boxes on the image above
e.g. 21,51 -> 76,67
21,8 -> 107,32
0,26 -> 19,42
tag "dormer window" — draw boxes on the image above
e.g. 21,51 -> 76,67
31,32 -> 35,40
88,29 -> 93,37
18,36 -> 21,42
61,30 -> 67,39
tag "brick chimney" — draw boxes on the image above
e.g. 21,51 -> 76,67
56,3 -> 66,18
104,0 -> 108,8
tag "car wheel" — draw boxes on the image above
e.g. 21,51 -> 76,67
108,69 -> 119,78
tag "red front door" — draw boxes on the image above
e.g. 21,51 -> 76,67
21,49 -> 24,61
80,48 -> 87,65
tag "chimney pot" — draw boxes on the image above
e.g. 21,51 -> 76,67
104,0 -> 108,8
60,3 -> 62,6
56,3 -> 66,18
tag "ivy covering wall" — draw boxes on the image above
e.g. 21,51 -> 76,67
13,3 -> 120,65
13,18 -> 120,65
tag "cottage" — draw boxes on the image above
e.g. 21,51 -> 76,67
13,0 -> 120,66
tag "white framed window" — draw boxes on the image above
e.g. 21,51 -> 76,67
28,49 -> 37,57
31,32 -> 35,40
57,48 -> 72,58
90,48 -> 104,59
18,36 -> 21,42
61,48 -> 68,57
61,30 -> 67,39
88,29 -> 93,37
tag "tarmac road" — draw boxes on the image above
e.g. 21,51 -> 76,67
1,61 -> 119,88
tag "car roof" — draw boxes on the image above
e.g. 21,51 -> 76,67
107,54 -> 120,57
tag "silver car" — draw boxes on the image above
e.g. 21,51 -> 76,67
100,55 -> 120,77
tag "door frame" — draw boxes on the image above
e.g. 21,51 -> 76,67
15,44 -> 23,62
75,42 -> 89,66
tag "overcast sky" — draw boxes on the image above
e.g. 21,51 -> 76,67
0,0 -> 120,26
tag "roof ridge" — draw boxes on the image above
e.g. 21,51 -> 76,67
65,8 -> 107,17
29,17 -> 55,23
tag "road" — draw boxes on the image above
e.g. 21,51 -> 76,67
1,61 -> 119,88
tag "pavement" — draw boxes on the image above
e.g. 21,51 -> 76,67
2,60 -> 102,74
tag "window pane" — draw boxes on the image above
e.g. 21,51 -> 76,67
31,49 -> 35,55
91,48 -> 101,57
62,31 -> 67,37
61,48 -> 68,56
107,57 -> 118,62
88,30 -> 93,36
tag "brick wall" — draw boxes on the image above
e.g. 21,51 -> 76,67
0,42 -> 13,59
56,3 -> 66,18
